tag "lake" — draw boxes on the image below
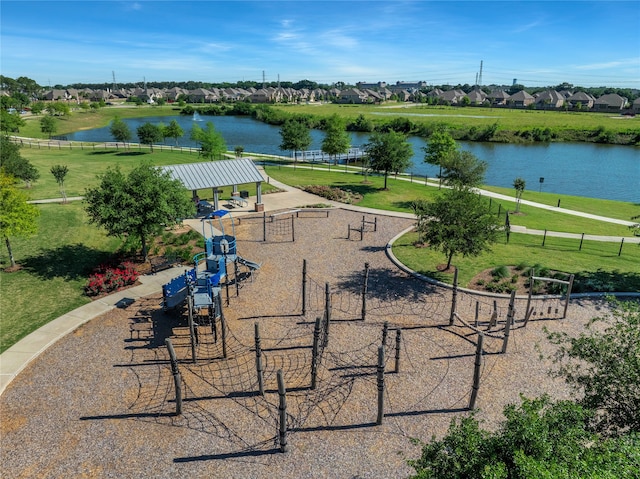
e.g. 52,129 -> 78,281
66,114 -> 639,202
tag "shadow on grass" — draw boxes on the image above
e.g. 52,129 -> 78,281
89,151 -> 116,155
116,151 -> 147,156
20,244 -> 113,281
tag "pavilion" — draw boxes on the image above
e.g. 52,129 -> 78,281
162,158 -> 265,212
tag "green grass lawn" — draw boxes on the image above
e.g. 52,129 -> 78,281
393,231 -> 640,291
0,203 -> 121,353
265,165 -> 637,237
19,104 -> 182,139
272,103 -> 640,135
19,147 -> 279,200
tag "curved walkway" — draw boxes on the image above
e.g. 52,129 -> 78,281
1,168 -> 636,396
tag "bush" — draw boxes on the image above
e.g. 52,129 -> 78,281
85,261 -> 138,296
491,265 -> 510,279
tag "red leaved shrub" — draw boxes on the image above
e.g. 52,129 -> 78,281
85,261 -> 139,297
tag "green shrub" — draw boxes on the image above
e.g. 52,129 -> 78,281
491,265 -> 510,279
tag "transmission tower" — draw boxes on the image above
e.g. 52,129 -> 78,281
112,71 -> 117,92
478,60 -> 483,87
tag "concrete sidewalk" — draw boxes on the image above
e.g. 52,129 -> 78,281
0,267 -> 187,396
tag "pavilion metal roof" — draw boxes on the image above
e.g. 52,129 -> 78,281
162,159 -> 264,191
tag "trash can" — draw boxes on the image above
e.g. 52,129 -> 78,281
240,190 -> 249,199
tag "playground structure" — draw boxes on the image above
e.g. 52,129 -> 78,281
162,210 -> 261,317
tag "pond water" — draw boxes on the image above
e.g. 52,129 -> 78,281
66,114 -> 639,202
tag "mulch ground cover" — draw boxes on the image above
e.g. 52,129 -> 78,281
0,208 -> 605,478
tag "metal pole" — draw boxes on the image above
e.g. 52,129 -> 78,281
563,274 -> 574,319
468,333 -> 484,410
394,329 -> 401,373
302,259 -> 307,316
382,321 -> 389,347
291,214 -> 295,242
323,283 -> 331,348
526,268 -> 534,320
449,267 -> 458,325
255,323 -> 264,395
311,316 -> 321,389
619,237 -> 625,256
217,293 -> 228,359
187,296 -> 197,363
165,338 -> 182,415
502,290 -> 515,354
263,211 -> 267,242
361,262 -> 370,321
542,229 -> 547,247
277,370 -> 289,452
579,233 -> 584,251
376,346 -> 385,425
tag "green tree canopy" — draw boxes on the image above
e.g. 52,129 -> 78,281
417,188 -> 500,269
0,136 -> 40,188
40,115 -> 57,139
321,114 -> 351,164
279,118 -> 312,160
364,130 -> 413,189
0,110 -> 26,133
409,396 -> 640,479
109,117 -> 132,146
0,172 -> 40,268
136,122 -> 163,152
83,161 -> 194,262
190,122 -> 227,160
440,150 -> 488,188
513,177 -> 526,213
50,164 -> 69,202
163,119 -> 184,146
548,299 -> 640,434
423,130 -> 458,187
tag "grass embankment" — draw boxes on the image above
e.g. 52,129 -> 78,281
265,164 -> 640,291
272,103 -> 640,143
18,104 -> 181,139
0,203 -> 120,353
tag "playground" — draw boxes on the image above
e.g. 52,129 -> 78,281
0,208 -> 607,478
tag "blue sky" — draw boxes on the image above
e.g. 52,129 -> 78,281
1,1 -> 639,88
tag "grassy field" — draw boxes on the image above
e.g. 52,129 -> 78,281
18,147 -> 278,200
393,230 -> 640,292
264,165 -> 637,237
18,104 -> 182,139
0,203 -> 121,353
272,103 -> 640,135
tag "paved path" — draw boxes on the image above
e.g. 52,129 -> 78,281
2,166 -> 637,396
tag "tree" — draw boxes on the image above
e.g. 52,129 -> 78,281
40,115 -> 57,138
279,118 -> 312,161
440,150 -> 487,188
513,177 -> 526,213
163,119 -> 184,146
190,121 -> 227,160
423,130 -> 458,188
0,172 -> 40,268
364,130 -> 413,190
47,102 -> 70,116
408,395 -> 639,479
84,161 -> 194,262
136,122 -> 163,152
234,145 -> 244,158
547,299 -> 640,434
0,109 -> 26,133
419,188 -> 500,269
0,136 -> 40,188
109,117 -> 132,148
321,114 -> 351,165
50,164 -> 69,203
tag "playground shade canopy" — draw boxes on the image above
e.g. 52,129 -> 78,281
161,159 -> 263,191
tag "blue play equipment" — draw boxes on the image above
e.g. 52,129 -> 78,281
162,210 -> 261,313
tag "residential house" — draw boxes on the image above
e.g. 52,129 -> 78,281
566,91 -> 596,110
535,90 -> 565,109
487,90 -> 510,106
339,88 -> 370,104
509,90 -> 535,108
467,89 -> 487,105
632,97 -> 640,113
593,93 -> 628,111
